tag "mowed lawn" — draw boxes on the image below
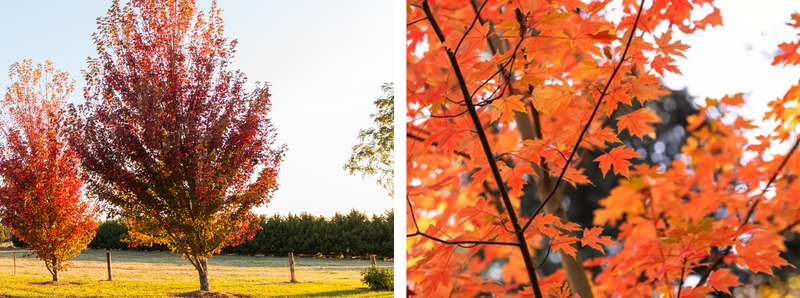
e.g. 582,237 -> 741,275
0,247 -> 393,297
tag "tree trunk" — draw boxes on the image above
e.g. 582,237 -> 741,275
196,258 -> 210,291
52,259 -> 59,282
515,111 -> 594,298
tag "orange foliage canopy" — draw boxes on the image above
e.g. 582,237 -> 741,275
0,60 -> 99,281
407,0 -> 799,296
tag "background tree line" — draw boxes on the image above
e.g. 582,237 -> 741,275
6,209 -> 394,259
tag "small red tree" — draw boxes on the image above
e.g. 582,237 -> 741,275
66,0 -> 284,292
0,60 -> 99,282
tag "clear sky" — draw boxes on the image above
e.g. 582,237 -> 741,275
0,0 -> 395,218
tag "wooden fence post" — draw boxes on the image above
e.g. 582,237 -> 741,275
106,252 -> 112,281
288,252 -> 296,282
13,252 -> 16,276
370,255 -> 376,267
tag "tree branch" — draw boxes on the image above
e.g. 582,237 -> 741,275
676,256 -> 687,298
407,17 -> 428,27
781,219 -> 800,234
420,1 -> 543,297
406,196 -> 519,246
406,132 -> 472,159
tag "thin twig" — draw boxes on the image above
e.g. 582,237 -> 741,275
454,0 -> 490,53
781,220 -> 800,234
676,257 -> 687,298
407,17 -> 428,27
406,132 -> 472,159
535,241 -> 552,269
406,196 -> 518,246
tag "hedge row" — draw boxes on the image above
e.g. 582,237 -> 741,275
221,209 -> 393,258
86,209 -> 393,258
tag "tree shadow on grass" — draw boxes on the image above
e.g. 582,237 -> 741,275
273,284 -> 391,297
278,289 -> 390,297
29,281 -> 85,286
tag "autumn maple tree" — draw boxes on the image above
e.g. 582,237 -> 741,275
0,60 -> 99,282
66,0 -> 284,291
407,0 -> 799,297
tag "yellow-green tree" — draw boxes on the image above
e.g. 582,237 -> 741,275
344,83 -> 395,197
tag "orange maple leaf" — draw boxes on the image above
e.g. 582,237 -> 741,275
746,135 -> 771,153
551,235 -> 580,258
593,146 -> 640,178
531,84 -> 572,117
617,108 -> 661,139
720,93 -> 745,106
707,269 -> 739,295
528,213 -> 561,238
733,235 -> 791,274
456,197 -> 495,223
790,12 -> 800,28
520,139 -> 549,163
693,7 -> 723,30
654,30 -> 690,58
421,269 -> 452,296
500,163 -> 536,197
544,282 -> 573,298
491,95 -> 527,123
581,227 -> 615,254
585,126 -> 622,148
772,41 -> 800,66
651,54 -> 682,76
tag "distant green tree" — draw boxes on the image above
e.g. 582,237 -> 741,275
344,83 -> 394,197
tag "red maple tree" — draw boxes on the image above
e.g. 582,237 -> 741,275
66,0 -> 284,291
0,60 -> 99,282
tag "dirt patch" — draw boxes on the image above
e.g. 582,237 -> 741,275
173,291 -> 242,298
29,281 -> 81,286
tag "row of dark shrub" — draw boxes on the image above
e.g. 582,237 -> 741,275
83,209 -> 393,258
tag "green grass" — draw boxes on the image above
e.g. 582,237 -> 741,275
0,246 -> 393,297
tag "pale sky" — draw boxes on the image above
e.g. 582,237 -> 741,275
659,1 -> 800,156
0,0 -> 395,217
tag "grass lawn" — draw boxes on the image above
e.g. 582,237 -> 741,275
0,246 -> 393,297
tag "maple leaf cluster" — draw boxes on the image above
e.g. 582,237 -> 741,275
407,0 -> 798,297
